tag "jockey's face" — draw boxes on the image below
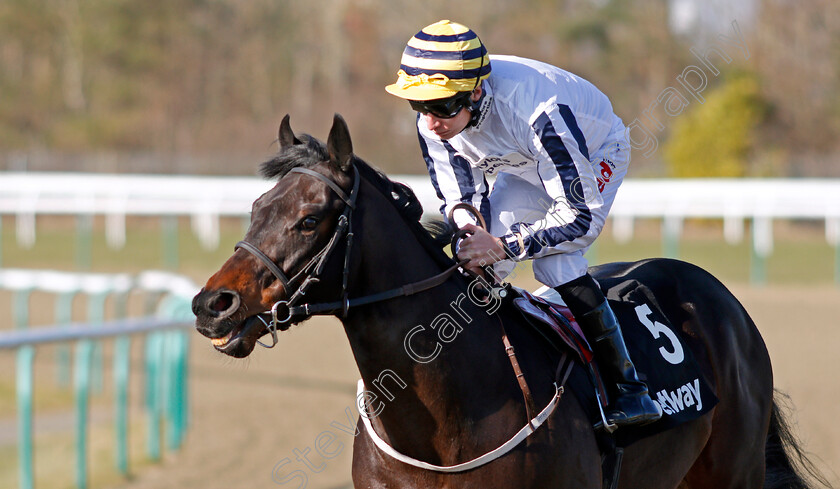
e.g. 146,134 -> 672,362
420,87 -> 482,140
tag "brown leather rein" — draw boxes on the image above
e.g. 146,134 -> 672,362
447,202 -> 538,423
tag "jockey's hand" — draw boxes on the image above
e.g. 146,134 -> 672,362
457,224 -> 507,275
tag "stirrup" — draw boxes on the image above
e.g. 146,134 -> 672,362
593,387 -> 618,433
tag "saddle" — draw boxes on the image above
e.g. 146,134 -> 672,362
510,286 -> 593,364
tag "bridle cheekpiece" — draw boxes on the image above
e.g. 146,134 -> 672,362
234,165 -> 360,348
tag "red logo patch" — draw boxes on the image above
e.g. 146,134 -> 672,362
596,161 -> 613,193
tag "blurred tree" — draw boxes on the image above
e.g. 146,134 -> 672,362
751,0 -> 840,152
58,0 -> 86,112
0,0 -> 61,147
663,73 -> 768,177
0,0 -> 835,175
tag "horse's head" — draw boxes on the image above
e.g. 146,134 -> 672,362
192,114 -> 357,358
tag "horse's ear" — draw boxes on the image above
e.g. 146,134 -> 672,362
278,114 -> 301,148
327,113 -> 353,172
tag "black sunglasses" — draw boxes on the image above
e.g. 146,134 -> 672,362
409,91 -> 473,119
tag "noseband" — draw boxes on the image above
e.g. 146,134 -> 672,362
235,166 -> 360,348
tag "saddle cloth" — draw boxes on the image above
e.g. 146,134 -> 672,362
510,280 -> 718,447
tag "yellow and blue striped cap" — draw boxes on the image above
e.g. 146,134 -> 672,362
385,20 -> 491,101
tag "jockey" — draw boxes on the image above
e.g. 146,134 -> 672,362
385,20 -> 662,427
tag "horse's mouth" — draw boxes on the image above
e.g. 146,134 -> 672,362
211,316 -> 270,358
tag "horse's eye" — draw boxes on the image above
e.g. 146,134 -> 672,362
301,216 -> 319,231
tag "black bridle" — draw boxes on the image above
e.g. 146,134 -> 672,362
234,166 -> 359,348
235,164 -> 464,348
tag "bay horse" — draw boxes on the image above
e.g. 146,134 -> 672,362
192,114 -> 826,489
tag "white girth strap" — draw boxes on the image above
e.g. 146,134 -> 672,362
356,379 -> 563,473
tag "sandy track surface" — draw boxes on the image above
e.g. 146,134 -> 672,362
106,284 -> 840,489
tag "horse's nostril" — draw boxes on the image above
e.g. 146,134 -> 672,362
207,290 -> 240,318
211,293 -> 233,312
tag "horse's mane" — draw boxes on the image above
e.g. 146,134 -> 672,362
259,134 -> 327,179
259,134 -> 456,269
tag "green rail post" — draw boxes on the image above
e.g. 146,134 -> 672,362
145,332 -> 163,461
750,217 -> 772,286
162,330 -> 179,451
113,290 -> 131,474
87,292 -> 108,394
162,216 -> 179,270
56,292 -> 76,387
164,330 -> 189,450
585,240 -> 599,266
13,289 -> 31,328
835,240 -> 839,287
75,215 -> 94,271
14,289 -> 34,489
662,216 -> 682,259
144,291 -> 162,317
832,218 -> 840,287
74,338 -> 94,489
114,335 -> 131,475
750,247 -> 766,285
114,291 -> 128,319
161,331 -> 174,450
17,347 -> 35,489
156,294 -> 192,450
179,330 -> 190,440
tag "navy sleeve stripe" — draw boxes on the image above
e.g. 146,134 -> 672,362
442,141 -> 476,202
557,104 -> 590,161
478,174 -> 491,226
441,141 -> 490,224
418,128 -> 446,204
420,129 -> 489,221
532,112 -> 590,210
526,112 -> 592,255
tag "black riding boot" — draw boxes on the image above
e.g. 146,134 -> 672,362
555,274 -> 662,428
577,301 -> 663,427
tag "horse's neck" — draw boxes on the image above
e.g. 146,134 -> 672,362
340,193 -> 524,459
